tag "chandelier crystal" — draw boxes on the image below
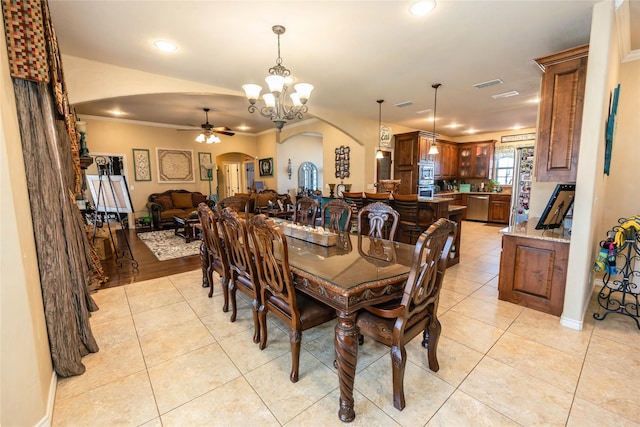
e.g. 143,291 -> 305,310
242,25 -> 313,131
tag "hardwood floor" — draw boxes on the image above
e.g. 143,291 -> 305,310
99,228 -> 202,289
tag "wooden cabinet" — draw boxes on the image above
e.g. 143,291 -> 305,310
393,131 -> 432,194
498,233 -> 569,316
458,141 -> 495,179
488,194 -> 511,224
433,139 -> 459,180
534,44 -> 588,182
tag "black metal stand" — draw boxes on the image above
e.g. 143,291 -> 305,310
92,157 -> 138,270
593,217 -> 640,329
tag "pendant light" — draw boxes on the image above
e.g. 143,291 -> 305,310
428,83 -> 441,155
376,99 -> 385,159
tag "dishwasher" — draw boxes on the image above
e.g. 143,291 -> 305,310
466,194 -> 490,222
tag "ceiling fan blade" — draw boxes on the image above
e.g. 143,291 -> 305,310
211,126 -> 232,132
214,130 -> 235,136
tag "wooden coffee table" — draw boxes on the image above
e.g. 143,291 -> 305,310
173,215 -> 200,243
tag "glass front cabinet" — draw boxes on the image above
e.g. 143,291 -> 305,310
458,141 -> 495,179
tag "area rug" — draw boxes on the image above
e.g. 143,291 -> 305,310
137,230 -> 201,261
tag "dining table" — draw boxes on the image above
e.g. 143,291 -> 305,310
278,224 -> 415,422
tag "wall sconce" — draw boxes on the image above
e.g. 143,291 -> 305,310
288,159 -> 292,179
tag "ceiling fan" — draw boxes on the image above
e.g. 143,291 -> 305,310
178,108 -> 235,143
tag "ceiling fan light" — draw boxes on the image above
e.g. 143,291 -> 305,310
263,93 -> 276,108
206,134 -> 220,144
242,84 -> 262,102
294,83 -> 313,102
265,75 -> 285,93
195,133 -> 206,143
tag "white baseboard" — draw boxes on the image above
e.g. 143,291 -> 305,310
35,371 -> 57,427
560,315 -> 583,330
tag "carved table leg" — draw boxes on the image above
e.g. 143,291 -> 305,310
335,311 -> 358,422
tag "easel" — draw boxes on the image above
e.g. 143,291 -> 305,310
92,156 -> 138,270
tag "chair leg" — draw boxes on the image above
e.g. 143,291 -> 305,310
206,265 -> 215,298
289,328 -> 302,383
251,298 -> 260,344
258,305 -> 268,350
390,344 -> 407,410
221,276 -> 229,313
422,306 -> 441,372
229,281 -> 238,322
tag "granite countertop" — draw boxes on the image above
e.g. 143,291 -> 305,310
500,219 -> 570,243
449,205 -> 467,213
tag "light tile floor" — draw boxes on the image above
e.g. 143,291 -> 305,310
52,221 -> 640,426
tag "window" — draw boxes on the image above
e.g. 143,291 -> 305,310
494,148 -> 514,186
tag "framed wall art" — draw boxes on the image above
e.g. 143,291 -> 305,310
198,152 -> 213,181
132,148 -> 151,181
259,157 -> 274,177
156,148 -> 194,183
335,145 -> 350,179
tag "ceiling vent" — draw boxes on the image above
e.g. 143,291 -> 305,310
473,79 -> 504,89
492,90 -> 519,99
415,109 -> 432,114
394,101 -> 414,108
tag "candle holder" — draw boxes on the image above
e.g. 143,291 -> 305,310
328,183 -> 336,198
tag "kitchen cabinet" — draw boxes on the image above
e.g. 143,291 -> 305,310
458,141 -> 495,179
499,230 -> 569,316
433,139 -> 459,180
488,194 -> 511,224
534,44 -> 588,183
393,131 -> 433,194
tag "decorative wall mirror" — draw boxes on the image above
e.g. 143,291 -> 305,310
298,161 -> 318,192
335,145 -> 350,179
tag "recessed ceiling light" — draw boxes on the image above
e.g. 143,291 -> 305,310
236,125 -> 250,131
111,110 -> 123,116
447,123 -> 461,129
529,97 -> 540,104
409,0 -> 437,16
512,125 -> 523,130
465,129 -> 477,134
154,40 -> 177,52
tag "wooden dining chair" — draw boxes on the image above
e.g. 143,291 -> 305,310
248,214 -> 336,383
321,199 -> 352,232
219,208 -> 261,343
392,194 -> 432,244
364,191 -> 391,205
357,201 -> 400,240
293,196 -> 319,227
356,218 -> 456,410
216,196 -> 249,219
197,203 -> 231,307
342,191 -> 364,232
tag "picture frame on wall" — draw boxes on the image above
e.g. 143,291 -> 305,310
259,157 -> 274,177
198,152 -> 213,181
156,148 -> 194,183
132,148 -> 151,181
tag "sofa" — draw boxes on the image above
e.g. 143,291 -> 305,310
146,190 -> 214,229
234,190 -> 293,215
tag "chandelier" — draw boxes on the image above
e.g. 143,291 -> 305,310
242,25 -> 313,131
195,132 -> 220,144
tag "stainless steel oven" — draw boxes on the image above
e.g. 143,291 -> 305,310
417,185 -> 435,200
417,161 -> 435,200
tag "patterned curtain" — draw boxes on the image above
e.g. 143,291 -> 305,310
3,0 -> 103,376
